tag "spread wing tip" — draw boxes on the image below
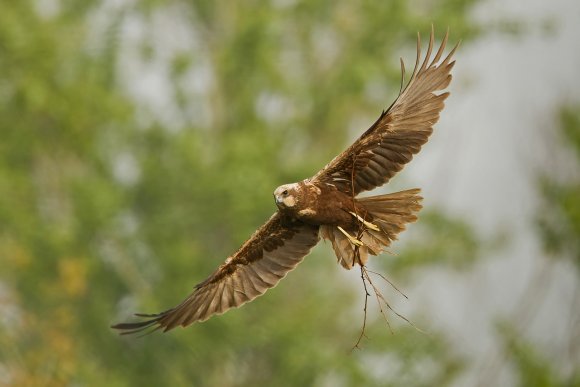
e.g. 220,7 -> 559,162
111,215 -> 320,336
111,311 -> 170,336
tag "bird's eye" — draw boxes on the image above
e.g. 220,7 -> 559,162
282,190 -> 288,195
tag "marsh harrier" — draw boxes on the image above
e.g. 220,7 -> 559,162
112,28 -> 457,334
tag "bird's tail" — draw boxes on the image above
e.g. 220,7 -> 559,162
320,188 -> 423,269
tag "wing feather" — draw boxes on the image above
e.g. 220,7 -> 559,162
311,27 -> 458,195
111,212 -> 320,334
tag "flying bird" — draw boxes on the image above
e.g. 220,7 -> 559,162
112,28 -> 458,335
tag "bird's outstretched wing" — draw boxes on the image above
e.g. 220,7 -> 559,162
111,213 -> 320,334
311,27 -> 458,196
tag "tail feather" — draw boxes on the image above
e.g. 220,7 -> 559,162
320,225 -> 360,268
321,188 -> 423,269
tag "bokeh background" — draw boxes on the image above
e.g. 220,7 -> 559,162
1,0 -> 579,386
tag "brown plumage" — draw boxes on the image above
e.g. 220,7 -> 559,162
112,27 -> 457,335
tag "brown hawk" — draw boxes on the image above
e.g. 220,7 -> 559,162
112,28 -> 457,334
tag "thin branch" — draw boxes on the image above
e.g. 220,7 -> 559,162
362,266 -> 393,334
366,269 -> 408,299
352,263 -> 371,351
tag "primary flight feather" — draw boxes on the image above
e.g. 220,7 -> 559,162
112,27 -> 458,335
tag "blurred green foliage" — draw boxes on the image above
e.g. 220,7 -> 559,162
381,210 -> 481,276
0,1 -> 483,385
499,322 -> 580,387
494,105 -> 580,387
537,107 -> 580,271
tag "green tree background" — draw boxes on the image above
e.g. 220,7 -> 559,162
0,1 -> 577,386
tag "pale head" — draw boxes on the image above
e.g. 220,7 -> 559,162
273,183 -> 300,209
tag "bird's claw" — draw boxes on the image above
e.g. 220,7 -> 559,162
337,226 -> 364,247
349,212 -> 380,231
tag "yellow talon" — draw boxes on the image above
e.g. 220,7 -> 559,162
337,226 -> 364,247
349,212 -> 380,231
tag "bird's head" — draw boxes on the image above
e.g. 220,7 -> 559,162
274,183 -> 300,209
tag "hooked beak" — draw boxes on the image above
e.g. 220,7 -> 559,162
274,194 -> 283,205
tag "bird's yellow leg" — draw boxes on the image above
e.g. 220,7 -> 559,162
349,212 -> 380,231
337,226 -> 364,247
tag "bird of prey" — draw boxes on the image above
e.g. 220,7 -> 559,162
112,28 -> 457,335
